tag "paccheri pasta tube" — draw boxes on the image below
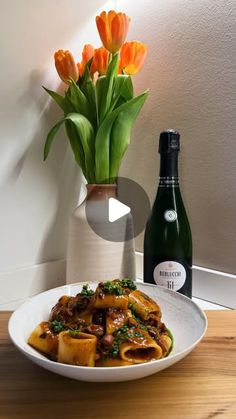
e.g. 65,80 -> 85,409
28,279 -> 173,367
128,290 -> 162,321
119,328 -> 163,363
28,322 -> 58,360
94,282 -> 129,310
106,308 -> 132,334
58,331 -> 97,366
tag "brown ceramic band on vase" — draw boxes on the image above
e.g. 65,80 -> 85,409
86,184 -> 117,201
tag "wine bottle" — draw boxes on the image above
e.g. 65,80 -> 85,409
143,129 -> 192,298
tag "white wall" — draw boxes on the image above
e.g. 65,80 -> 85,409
118,0 -> 236,274
0,0 -> 114,273
0,0 -> 236,285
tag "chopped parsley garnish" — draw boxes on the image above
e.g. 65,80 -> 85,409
100,279 -> 136,296
121,278 -> 137,290
133,332 -> 145,338
128,302 -> 137,313
165,328 -> 174,356
110,342 -> 119,357
103,281 -> 124,296
128,303 -> 141,319
127,305 -> 150,330
50,319 -> 65,333
68,329 -> 81,336
110,325 -> 144,357
117,324 -> 129,335
80,284 -> 95,297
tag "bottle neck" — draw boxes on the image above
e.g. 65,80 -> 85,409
159,151 -> 179,187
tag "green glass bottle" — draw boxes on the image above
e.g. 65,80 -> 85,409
144,129 -> 192,298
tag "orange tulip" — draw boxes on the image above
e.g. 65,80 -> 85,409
119,41 -> 147,75
77,62 -> 83,77
91,47 -> 109,75
77,44 -> 95,76
54,50 -> 79,84
96,11 -> 130,53
82,44 -> 94,64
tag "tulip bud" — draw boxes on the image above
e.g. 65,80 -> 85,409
77,44 -> 95,76
54,50 -> 79,84
91,47 -> 109,75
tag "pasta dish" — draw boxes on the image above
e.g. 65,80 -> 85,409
28,279 -> 173,367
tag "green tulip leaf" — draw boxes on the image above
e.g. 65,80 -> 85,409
109,75 -> 134,112
110,90 -> 149,181
80,78 -> 98,130
66,81 -> 91,120
78,58 -> 93,88
43,86 -> 74,114
95,90 -> 149,183
43,112 -> 95,182
120,76 -> 134,101
98,53 -> 119,122
65,120 -> 86,177
110,75 -> 127,111
95,76 -> 106,124
43,119 -> 65,161
65,113 -> 95,182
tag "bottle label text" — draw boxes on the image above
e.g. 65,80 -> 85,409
153,261 -> 186,291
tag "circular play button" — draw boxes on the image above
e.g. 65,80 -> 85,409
85,177 -> 151,242
108,198 -> 131,222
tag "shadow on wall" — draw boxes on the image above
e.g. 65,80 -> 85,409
32,69 -> 85,265
0,66 -> 84,270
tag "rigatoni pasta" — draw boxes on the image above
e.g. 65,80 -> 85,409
28,279 -> 173,367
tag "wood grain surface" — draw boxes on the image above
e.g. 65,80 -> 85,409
0,310 -> 236,419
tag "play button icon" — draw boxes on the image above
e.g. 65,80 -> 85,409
108,198 -> 130,222
86,177 -> 150,242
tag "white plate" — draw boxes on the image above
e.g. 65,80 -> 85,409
8,282 -> 207,382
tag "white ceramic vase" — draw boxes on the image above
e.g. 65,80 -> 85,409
66,184 -> 136,284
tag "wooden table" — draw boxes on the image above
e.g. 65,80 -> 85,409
0,311 -> 236,419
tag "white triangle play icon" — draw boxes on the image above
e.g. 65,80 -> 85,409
108,198 -> 130,223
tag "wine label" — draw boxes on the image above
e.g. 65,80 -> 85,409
153,261 -> 186,291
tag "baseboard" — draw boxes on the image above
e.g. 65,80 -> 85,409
1,253 -> 235,310
136,252 -> 236,309
192,265 -> 236,309
0,259 -> 66,309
